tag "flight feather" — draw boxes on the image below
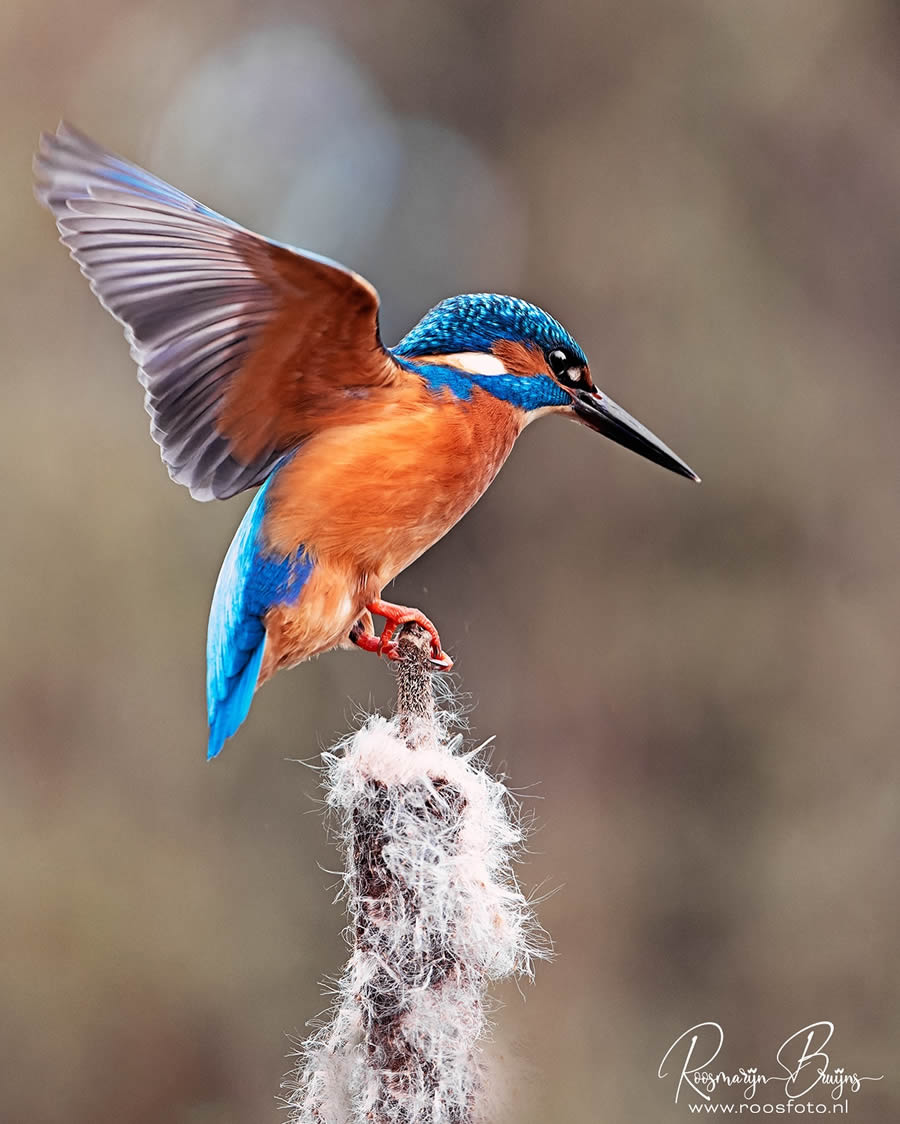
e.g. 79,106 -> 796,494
34,122 -> 404,500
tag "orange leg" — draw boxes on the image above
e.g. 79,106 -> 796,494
352,599 -> 453,670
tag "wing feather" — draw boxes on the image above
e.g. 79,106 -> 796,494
35,122 -> 405,500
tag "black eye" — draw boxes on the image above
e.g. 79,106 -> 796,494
548,348 -> 584,387
548,348 -> 570,376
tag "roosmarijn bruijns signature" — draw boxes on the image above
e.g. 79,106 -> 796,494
658,1021 -> 884,1105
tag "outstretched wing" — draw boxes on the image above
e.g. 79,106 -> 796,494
34,123 -> 405,500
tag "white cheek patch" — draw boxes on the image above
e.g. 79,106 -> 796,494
445,351 -> 508,376
524,403 -> 569,426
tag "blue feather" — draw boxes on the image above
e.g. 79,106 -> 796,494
393,293 -> 581,411
394,293 -> 587,365
206,466 -> 312,759
395,358 -> 570,410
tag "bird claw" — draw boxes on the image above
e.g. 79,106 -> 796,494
376,633 -> 452,671
357,598 -> 453,672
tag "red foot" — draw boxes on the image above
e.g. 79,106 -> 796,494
351,599 -> 453,670
348,622 -> 382,655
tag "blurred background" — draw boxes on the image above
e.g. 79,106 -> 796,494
2,1 -> 899,1121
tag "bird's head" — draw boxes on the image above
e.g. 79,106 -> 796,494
393,293 -> 699,481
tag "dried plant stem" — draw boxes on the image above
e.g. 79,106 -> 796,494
394,625 -> 438,744
286,625 -> 545,1124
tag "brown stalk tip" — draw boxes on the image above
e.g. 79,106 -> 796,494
394,622 -> 438,740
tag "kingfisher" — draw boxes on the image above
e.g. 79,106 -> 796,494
35,123 -> 699,759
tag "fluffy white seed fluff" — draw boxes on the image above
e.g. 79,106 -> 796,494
285,713 -> 547,1124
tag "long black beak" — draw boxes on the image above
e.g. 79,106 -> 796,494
572,388 -> 700,481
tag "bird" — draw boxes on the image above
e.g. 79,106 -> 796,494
34,122 -> 699,759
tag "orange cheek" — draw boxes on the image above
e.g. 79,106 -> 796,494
491,339 -> 553,377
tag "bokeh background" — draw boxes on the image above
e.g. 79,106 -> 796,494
3,1 -> 899,1121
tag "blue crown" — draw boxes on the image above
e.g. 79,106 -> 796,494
393,293 -> 587,364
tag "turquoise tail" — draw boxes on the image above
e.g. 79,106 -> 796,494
207,638 -> 266,760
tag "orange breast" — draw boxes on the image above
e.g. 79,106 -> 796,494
264,385 -> 523,588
